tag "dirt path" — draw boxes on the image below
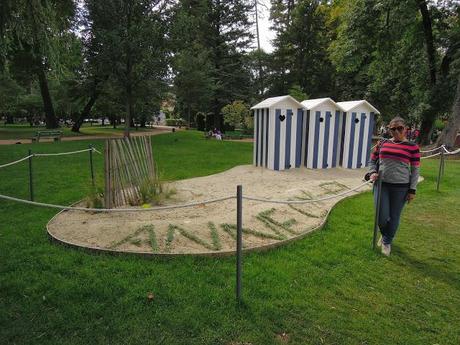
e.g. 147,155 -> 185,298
0,127 -> 175,145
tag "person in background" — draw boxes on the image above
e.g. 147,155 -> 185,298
215,129 -> 222,140
406,126 -> 412,141
365,117 -> 420,256
414,129 -> 420,141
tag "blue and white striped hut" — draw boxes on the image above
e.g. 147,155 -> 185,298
251,95 -> 305,171
337,100 -> 380,169
301,98 -> 344,169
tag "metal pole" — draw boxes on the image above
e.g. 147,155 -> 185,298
436,151 -> 444,191
372,177 -> 382,250
28,149 -> 34,201
104,140 -> 112,209
89,145 -> 95,187
236,185 -> 243,304
441,149 -> 445,177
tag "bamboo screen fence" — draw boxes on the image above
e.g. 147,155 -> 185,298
104,136 -> 155,208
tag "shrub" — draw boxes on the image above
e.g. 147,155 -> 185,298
165,118 -> 186,127
85,186 -> 104,209
221,101 -> 251,130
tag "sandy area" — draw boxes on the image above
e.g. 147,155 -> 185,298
47,165 -> 372,255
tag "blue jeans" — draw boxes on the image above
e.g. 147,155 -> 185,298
374,183 -> 409,245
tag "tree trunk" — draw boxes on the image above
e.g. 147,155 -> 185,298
254,0 -> 264,95
124,1 -> 133,138
110,116 -> 117,129
71,91 -> 100,132
436,75 -> 460,148
36,65 -> 58,129
417,0 -> 437,145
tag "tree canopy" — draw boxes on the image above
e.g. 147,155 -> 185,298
0,0 -> 459,144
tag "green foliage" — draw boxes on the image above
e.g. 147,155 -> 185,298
1,0 -> 459,144
288,84 -> 308,102
288,204 -> 320,218
169,225 -> 216,251
208,222 -> 222,251
85,185 -> 104,209
434,119 -> 445,131
108,226 -> 147,249
165,118 -> 186,127
221,223 -> 285,241
257,208 -> 298,236
269,0 -> 334,97
221,100 -> 251,130
170,0 -> 254,129
138,175 -> 176,206
165,225 -> 175,252
147,225 -> 158,253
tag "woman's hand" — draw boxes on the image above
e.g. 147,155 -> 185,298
370,173 -> 379,182
406,193 -> 416,203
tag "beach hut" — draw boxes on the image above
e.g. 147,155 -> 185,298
251,96 -> 305,171
301,98 -> 344,169
337,100 -> 380,169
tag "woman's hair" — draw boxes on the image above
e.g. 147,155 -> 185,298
389,116 -> 406,126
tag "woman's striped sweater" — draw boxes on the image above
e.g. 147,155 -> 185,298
366,139 -> 421,194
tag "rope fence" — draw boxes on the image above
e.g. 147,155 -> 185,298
420,145 -> 445,153
0,142 -> 458,211
420,152 -> 441,159
0,193 -> 235,212
421,146 -> 460,160
0,179 -> 373,212
34,148 -> 101,157
242,181 -> 371,204
444,147 -> 460,155
0,146 -> 100,201
0,155 -> 34,169
0,147 -> 100,169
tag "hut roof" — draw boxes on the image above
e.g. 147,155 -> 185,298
301,98 -> 342,110
337,100 -> 380,114
251,95 -> 304,110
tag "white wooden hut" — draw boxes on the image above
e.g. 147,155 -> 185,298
337,100 -> 380,169
301,98 -> 344,169
251,96 -> 305,171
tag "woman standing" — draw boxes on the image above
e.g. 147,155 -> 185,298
365,117 -> 420,256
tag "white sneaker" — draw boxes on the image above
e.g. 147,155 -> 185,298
377,236 -> 382,247
381,243 -> 391,256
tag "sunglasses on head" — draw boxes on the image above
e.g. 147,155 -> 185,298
389,126 -> 405,132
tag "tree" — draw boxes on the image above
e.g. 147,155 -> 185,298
170,1 -> 216,128
1,0 -> 76,128
221,100 -> 251,129
269,0 -> 334,98
329,0 -> 460,142
171,0 -> 254,130
0,73 -> 25,123
173,45 -> 215,127
84,0 -> 170,137
437,74 -> 460,147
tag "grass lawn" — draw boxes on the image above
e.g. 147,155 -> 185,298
0,123 -> 157,140
0,131 -> 459,345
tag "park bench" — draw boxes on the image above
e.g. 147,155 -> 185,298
31,130 -> 63,143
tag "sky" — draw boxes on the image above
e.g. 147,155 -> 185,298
257,0 -> 275,53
